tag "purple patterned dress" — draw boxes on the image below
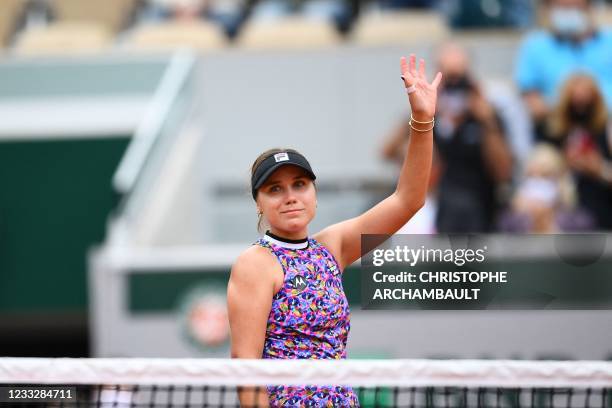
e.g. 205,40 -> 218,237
255,232 -> 360,407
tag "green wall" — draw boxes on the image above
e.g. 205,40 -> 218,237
128,266 -> 363,313
127,258 -> 612,313
0,137 -> 129,312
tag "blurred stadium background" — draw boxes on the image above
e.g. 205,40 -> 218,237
1,0 -> 612,364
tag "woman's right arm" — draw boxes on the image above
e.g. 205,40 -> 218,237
227,247 -> 276,407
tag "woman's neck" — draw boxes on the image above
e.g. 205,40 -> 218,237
264,230 -> 309,250
267,228 -> 308,242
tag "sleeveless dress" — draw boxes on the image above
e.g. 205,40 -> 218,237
255,233 -> 360,407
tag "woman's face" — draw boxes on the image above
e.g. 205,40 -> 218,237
255,165 -> 316,237
569,79 -> 595,107
567,78 -> 597,121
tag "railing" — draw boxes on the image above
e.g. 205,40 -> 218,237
113,51 -> 196,194
112,50 -> 197,220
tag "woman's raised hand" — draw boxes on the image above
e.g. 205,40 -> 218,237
400,54 -> 442,121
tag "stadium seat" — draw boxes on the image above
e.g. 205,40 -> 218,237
125,21 -> 228,51
50,0 -> 137,32
350,11 -> 449,46
0,0 -> 26,47
14,22 -> 113,55
236,16 -> 341,49
452,29 -> 523,48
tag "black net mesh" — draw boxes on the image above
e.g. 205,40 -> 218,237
1,384 -> 611,408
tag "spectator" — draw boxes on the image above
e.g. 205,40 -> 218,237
249,0 -> 292,21
434,43 -> 513,233
205,0 -> 248,37
542,74 -> 612,229
515,0 -> 612,135
444,0 -> 534,29
378,0 -> 439,9
382,43 -> 513,233
145,0 -> 247,37
300,0 -> 353,33
250,0 -> 352,33
146,0 -> 207,20
499,144 -> 592,233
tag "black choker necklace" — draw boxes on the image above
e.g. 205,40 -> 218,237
264,231 -> 309,249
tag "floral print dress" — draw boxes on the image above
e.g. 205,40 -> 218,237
255,232 -> 360,407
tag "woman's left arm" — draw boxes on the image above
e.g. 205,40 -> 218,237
315,54 -> 441,269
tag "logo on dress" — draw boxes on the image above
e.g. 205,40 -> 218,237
290,275 -> 307,292
274,152 -> 289,162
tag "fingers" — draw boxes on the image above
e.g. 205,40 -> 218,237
400,56 -> 412,87
400,55 -> 416,88
402,56 -> 442,88
400,56 -> 408,76
432,72 -> 443,89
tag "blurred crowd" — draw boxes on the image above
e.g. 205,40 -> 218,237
1,0 -> 611,234
0,0 -> 609,51
384,0 -> 612,234
0,0 -> 534,42
1,0 -> 600,51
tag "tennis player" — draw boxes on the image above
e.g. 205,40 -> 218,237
227,54 -> 441,407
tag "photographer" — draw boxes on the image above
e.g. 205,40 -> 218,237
433,43 -> 513,233
382,43 -> 512,233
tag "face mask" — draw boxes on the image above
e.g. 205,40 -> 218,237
519,177 -> 559,207
550,7 -> 589,37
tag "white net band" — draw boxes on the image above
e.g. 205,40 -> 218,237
1,358 -> 612,388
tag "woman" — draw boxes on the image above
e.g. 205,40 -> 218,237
543,73 -> 612,229
227,54 -> 441,407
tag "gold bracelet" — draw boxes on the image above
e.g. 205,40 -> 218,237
409,120 -> 435,133
410,114 -> 435,124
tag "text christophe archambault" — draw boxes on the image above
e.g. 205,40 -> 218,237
369,246 -> 507,301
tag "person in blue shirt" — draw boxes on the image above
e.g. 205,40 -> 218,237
515,0 -> 612,133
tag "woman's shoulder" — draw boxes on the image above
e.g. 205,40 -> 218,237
231,244 -> 278,278
234,243 -> 274,265
228,244 -> 283,304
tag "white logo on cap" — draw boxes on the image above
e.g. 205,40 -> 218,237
274,152 -> 289,162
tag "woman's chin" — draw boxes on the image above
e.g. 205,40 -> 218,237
287,222 -> 308,232
275,220 -> 308,234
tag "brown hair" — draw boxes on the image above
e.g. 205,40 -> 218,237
251,147 -> 313,233
547,73 -> 608,140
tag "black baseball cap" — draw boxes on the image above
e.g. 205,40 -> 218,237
251,151 -> 316,199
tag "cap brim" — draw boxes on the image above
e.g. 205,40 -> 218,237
253,162 -> 316,192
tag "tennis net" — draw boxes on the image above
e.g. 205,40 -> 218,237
0,358 -> 611,407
